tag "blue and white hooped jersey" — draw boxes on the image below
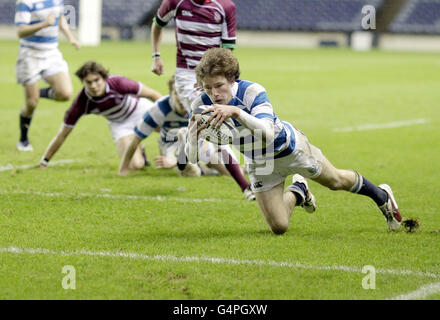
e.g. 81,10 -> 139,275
15,0 -> 64,50
135,95 -> 190,143
192,80 -> 296,161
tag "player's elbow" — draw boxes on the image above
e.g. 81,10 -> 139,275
17,28 -> 27,38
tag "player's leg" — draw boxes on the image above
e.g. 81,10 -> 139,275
116,134 -> 146,170
218,146 -> 255,200
311,156 -> 357,191
114,98 -> 153,170
312,154 -> 402,230
174,68 -> 202,113
250,156 -> 316,234
18,82 -> 40,151
43,72 -> 73,102
200,141 -> 229,176
255,181 -> 304,235
40,50 -> 72,101
200,142 -> 255,200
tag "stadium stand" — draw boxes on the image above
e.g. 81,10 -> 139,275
235,0 -> 383,31
0,0 -> 438,35
0,0 -> 382,32
390,0 -> 440,34
0,1 -> 15,25
0,0 -> 159,27
62,0 -> 160,27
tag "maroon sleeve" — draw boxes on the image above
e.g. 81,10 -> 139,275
63,90 -> 87,127
156,0 -> 177,25
222,0 -> 237,42
107,76 -> 141,96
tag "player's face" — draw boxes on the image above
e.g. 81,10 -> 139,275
201,75 -> 234,105
83,73 -> 106,97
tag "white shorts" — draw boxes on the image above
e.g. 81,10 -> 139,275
174,68 -> 203,113
248,127 -> 324,193
108,98 -> 154,142
16,47 -> 69,85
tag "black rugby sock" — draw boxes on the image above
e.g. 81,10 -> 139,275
351,172 -> 388,206
19,114 -> 32,142
40,87 -> 55,99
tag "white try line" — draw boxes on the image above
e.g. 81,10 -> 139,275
1,247 -> 438,280
389,281 -> 440,300
0,159 -> 76,172
0,189 -> 222,203
333,118 -> 429,133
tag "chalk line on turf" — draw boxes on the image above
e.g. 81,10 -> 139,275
1,246 -> 438,280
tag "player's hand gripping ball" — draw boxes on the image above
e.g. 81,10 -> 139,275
194,112 -> 234,145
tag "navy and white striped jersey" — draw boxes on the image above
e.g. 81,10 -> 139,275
192,80 -> 296,161
135,95 -> 190,143
15,0 -> 64,50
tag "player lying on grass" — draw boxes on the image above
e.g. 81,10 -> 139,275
187,48 -> 402,234
39,61 -> 162,170
15,0 -> 80,152
119,75 -> 256,201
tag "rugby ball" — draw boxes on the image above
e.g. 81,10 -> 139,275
194,113 -> 234,145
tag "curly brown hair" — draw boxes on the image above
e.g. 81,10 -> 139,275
195,48 -> 240,84
75,61 -> 109,81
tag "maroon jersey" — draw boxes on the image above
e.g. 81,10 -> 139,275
64,76 -> 142,127
155,0 -> 236,69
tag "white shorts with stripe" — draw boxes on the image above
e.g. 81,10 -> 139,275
16,47 -> 68,85
108,98 -> 154,143
248,126 -> 324,193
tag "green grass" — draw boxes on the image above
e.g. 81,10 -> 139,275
0,40 -> 439,300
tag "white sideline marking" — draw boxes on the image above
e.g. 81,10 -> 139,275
0,247 -> 438,279
389,281 -> 440,300
0,190 -> 220,203
333,118 -> 429,132
0,159 -> 76,172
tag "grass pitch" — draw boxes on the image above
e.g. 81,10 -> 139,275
0,40 -> 439,300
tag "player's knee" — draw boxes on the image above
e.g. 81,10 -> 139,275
26,97 -> 39,110
56,89 -> 73,101
128,158 -> 145,171
269,222 -> 289,235
267,217 -> 289,235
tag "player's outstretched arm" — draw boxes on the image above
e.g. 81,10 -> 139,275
59,15 -> 80,49
119,135 -> 142,176
235,110 -> 274,145
138,84 -> 162,102
17,14 -> 56,38
40,124 -> 73,168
